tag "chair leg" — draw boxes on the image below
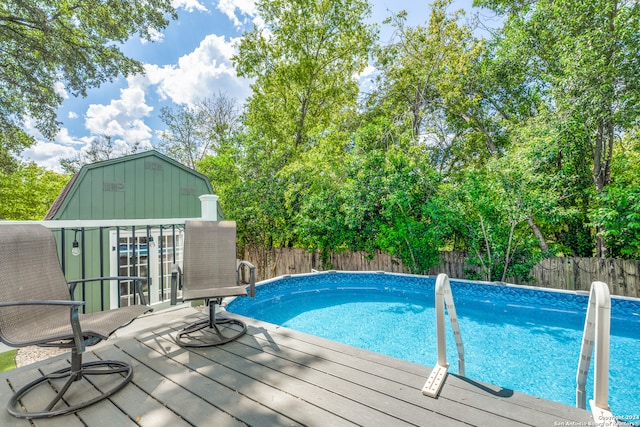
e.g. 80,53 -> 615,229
6,348 -> 133,419
176,299 -> 248,347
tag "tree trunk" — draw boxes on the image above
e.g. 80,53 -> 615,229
528,216 -> 549,252
592,120 -> 614,258
479,216 -> 492,281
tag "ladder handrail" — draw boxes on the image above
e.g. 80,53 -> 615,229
576,281 -> 613,423
435,273 -> 465,375
423,273 -> 465,398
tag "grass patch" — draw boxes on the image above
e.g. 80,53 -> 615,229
0,350 -> 17,372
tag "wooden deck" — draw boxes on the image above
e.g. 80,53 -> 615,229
0,305 -> 593,426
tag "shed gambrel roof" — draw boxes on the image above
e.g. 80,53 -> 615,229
45,150 -> 219,220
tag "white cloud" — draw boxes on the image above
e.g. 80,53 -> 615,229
33,33 -> 252,173
172,0 -> 208,13
22,117 -> 84,148
84,84 -> 154,144
22,126 -> 156,173
21,2 -> 257,172
54,81 -> 68,99
216,0 -> 258,28
141,27 -> 165,44
21,118 -> 90,171
147,34 -> 251,107
52,127 -> 86,147
21,140 -> 82,172
358,65 -> 376,79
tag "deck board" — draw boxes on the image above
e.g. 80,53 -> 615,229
0,305 -> 594,426
139,338 -> 364,426
213,333 -> 469,426
81,350 -> 192,427
107,339 -> 261,426
230,314 -> 591,425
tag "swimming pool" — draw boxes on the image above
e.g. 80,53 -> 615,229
226,271 -> 640,417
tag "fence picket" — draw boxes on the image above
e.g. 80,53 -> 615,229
243,246 -> 639,298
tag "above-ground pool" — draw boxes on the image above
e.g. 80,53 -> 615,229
226,271 -> 640,417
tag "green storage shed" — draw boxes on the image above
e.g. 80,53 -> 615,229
46,150 -> 218,221
45,150 -> 221,312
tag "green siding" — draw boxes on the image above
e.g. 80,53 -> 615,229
49,228 -> 109,312
51,151 -> 213,221
168,165 -> 180,218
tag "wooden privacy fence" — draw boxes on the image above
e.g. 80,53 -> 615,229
243,246 -> 640,298
243,246 -> 410,280
526,257 -> 639,297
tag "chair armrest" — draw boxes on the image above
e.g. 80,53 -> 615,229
170,264 -> 182,305
68,276 -> 149,306
0,300 -> 84,308
0,300 -> 85,353
236,260 -> 256,297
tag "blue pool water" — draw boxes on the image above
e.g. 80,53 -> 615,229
227,272 -> 640,417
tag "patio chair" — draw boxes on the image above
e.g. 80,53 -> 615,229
0,224 -> 152,419
170,220 -> 256,347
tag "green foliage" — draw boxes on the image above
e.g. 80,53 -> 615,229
374,146 -> 446,273
0,0 -> 177,168
593,184 -> 640,258
234,0 -> 376,156
590,135 -> 640,258
198,0 -> 640,280
228,0 -> 376,250
0,162 -> 70,220
289,131 -> 448,274
477,0 -> 640,257
369,0 -> 487,158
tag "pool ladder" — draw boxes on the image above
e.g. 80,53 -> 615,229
422,275 -> 616,418
422,273 -> 465,398
576,281 -> 616,425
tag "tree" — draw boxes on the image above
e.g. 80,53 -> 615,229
370,2 -> 466,133
477,0 -> 640,257
234,0 -> 375,158
59,135 -> 145,174
230,0 -> 376,249
440,122 -> 581,282
447,166 -> 539,282
590,132 -> 640,258
0,0 -> 176,171
0,162 -> 69,219
158,93 -> 241,170
367,0 -> 505,173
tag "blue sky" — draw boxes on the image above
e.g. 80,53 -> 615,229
21,0 -> 491,172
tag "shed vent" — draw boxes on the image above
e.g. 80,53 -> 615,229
103,182 -> 125,192
144,161 -> 163,170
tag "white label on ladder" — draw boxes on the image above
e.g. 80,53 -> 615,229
422,364 -> 449,398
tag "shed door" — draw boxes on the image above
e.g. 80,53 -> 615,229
109,229 -> 183,308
